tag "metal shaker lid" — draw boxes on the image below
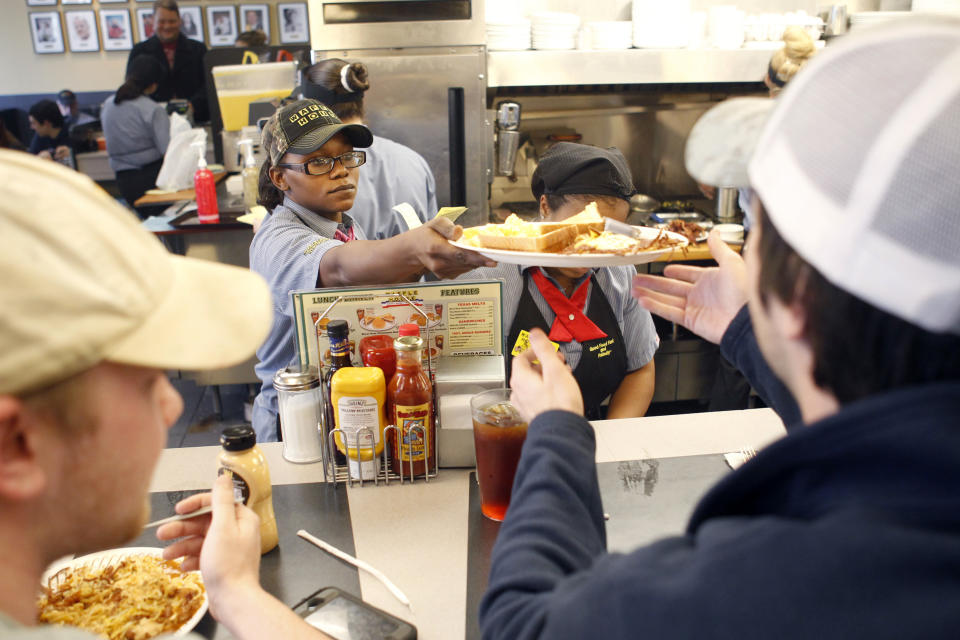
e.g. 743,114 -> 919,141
273,365 -> 320,391
393,335 -> 423,352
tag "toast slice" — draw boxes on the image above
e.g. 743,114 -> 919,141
476,225 -> 578,252
538,202 -> 605,235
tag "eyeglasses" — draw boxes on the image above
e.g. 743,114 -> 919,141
277,151 -> 366,176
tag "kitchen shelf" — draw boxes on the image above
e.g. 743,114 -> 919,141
487,48 -> 772,87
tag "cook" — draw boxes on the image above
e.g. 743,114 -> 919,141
249,99 -> 492,442
458,142 -> 658,419
296,58 -> 438,240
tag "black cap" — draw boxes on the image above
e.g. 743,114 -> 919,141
221,425 -> 257,451
57,90 -> 76,105
263,99 -> 372,164
327,319 -> 349,339
531,142 -> 634,203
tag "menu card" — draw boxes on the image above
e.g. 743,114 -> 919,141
291,280 -> 504,369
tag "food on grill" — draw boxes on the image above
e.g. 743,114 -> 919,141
666,219 -> 706,243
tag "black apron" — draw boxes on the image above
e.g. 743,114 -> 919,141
506,269 -> 629,420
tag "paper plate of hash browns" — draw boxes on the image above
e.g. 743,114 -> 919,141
453,213 -> 690,268
38,547 -> 207,640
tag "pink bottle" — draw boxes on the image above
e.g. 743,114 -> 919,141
191,140 -> 219,224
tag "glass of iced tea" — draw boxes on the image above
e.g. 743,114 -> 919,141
471,389 -> 528,522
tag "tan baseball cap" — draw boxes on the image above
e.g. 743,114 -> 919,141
0,150 -> 273,395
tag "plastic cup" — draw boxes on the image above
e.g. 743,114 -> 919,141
471,389 -> 528,522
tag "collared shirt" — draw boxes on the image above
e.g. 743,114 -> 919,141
249,197 -> 365,442
100,95 -> 170,172
459,264 -> 659,372
346,134 -> 438,240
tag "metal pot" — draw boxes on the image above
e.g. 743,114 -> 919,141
630,193 -> 660,214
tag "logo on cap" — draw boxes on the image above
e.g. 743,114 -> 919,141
287,103 -> 336,129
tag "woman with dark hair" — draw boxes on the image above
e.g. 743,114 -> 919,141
297,58 -> 439,240
101,55 -> 171,217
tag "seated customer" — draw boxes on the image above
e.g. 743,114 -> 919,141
101,55 -> 171,217
27,99 -> 72,166
57,89 -> 97,129
460,142 -> 658,419
481,19 -> 960,639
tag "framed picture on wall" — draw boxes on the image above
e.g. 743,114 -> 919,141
239,4 -> 270,39
278,3 -> 308,43
29,12 -> 65,54
206,5 -> 238,47
179,6 -> 204,43
26,0 -> 57,6
99,9 -> 133,50
98,0 -> 128,4
65,10 -> 99,52
136,8 -> 154,41
63,0 -> 93,5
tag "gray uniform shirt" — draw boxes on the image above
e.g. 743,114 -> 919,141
100,95 -> 170,172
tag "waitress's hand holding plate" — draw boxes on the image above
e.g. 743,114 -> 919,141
412,217 -> 497,278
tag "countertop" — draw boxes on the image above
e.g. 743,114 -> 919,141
150,408 -> 786,639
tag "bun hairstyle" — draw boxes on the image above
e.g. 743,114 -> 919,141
116,55 -> 165,105
768,27 -> 817,93
304,59 -> 369,121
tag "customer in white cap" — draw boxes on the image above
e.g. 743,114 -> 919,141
0,152 -> 335,639
481,18 -> 960,639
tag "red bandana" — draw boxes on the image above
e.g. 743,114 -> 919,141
529,268 -> 607,343
333,225 -> 355,243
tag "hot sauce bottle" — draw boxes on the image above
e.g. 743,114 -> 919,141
387,335 -> 435,478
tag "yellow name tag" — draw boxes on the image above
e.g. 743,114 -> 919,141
437,206 -> 468,222
511,329 -> 560,357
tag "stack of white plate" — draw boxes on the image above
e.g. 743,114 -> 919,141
633,0 -> 691,49
487,18 -> 532,51
849,11 -> 911,31
531,12 -> 580,50
584,21 -> 633,50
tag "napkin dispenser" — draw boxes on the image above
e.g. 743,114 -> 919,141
435,355 -> 505,467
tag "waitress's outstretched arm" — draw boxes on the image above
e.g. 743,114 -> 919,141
317,217 -> 495,287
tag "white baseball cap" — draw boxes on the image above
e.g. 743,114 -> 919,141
0,150 -> 272,395
685,17 -> 960,335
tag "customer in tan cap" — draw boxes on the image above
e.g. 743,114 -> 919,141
0,151 -> 335,639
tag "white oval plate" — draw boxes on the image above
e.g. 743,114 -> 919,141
41,546 -> 208,637
451,226 -> 690,267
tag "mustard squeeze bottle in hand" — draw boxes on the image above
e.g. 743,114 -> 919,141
218,425 -> 279,554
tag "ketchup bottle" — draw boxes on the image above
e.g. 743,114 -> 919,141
191,140 -> 219,223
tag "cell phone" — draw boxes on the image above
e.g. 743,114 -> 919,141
294,586 -> 417,640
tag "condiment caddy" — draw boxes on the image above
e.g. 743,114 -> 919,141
312,293 -> 440,487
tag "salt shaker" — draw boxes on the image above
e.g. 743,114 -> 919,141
273,365 -> 325,463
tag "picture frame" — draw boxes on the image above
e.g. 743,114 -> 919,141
62,0 -> 93,5
206,5 -> 238,47
29,11 -> 65,54
99,9 -> 133,51
179,6 -> 204,43
98,0 -> 128,3
65,10 -> 99,53
135,7 -> 154,42
278,3 -> 308,44
26,0 -> 57,6
239,4 -> 270,40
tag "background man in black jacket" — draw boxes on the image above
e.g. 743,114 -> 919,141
127,0 -> 209,123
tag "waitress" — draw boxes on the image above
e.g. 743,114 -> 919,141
295,58 -> 438,240
459,143 -> 658,419
250,99 -> 492,442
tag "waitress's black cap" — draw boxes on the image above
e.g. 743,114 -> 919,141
262,98 -> 373,164
532,142 -> 634,202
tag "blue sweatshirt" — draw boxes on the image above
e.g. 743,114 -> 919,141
480,380 -> 960,638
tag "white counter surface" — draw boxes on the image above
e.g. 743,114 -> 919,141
151,408 -> 786,639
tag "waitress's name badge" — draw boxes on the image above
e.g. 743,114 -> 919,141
511,329 -> 560,358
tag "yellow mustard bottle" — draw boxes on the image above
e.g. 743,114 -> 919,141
331,367 -> 386,480
218,425 -> 279,554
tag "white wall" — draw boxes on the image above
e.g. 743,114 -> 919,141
2,3 -> 128,96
